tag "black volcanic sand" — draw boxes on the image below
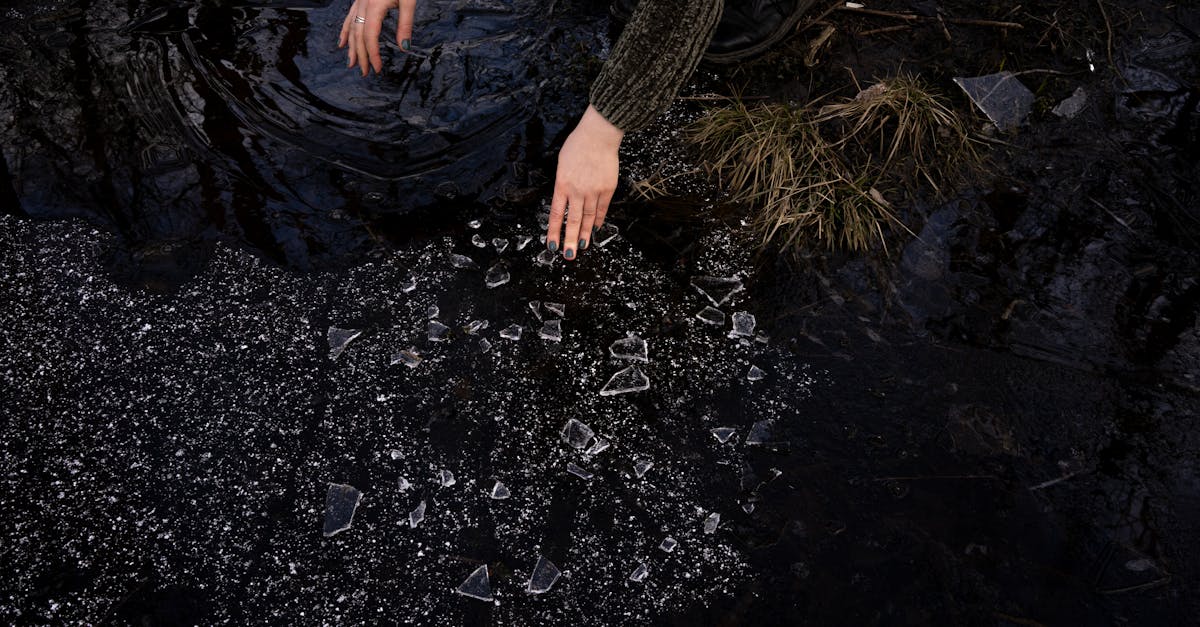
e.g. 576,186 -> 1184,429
2,0 -> 1198,624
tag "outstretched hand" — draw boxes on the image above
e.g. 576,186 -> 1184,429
546,105 -> 624,260
339,0 -> 417,76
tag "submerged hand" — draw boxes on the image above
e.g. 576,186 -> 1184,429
547,105 -> 624,260
338,0 -> 417,76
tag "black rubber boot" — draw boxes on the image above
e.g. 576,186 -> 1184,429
609,0 -> 819,65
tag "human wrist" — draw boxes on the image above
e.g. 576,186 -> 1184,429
580,104 -> 625,147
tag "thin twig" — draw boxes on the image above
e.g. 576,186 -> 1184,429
1096,0 -> 1115,74
836,6 -> 1024,29
860,25 -> 912,37
1028,470 -> 1085,490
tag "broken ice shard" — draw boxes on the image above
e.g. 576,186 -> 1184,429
322,483 -> 362,537
492,238 -> 509,253
742,502 -> 755,514
585,437 -> 611,456
462,319 -> 489,335
659,537 -> 678,553
400,276 -> 417,293
490,480 -> 511,500
397,476 -> 411,491
438,469 -> 456,487
536,249 -> 557,266
691,276 -> 744,307
327,327 -> 362,361
456,565 -> 493,601
561,419 -> 595,450
747,365 -> 765,381
391,347 -> 422,368
1052,87 -> 1088,119
729,311 -> 756,338
485,264 -> 510,288
427,320 -> 451,342
953,72 -> 1034,131
449,253 -> 477,269
426,304 -> 440,319
633,459 -> 653,478
703,512 -> 720,534
600,365 -> 650,396
746,420 -> 774,445
543,302 -> 566,318
629,563 -> 649,582
711,427 -> 736,443
408,500 -> 426,528
593,222 -> 619,247
499,324 -> 523,340
471,234 -> 487,248
528,300 -> 542,320
390,449 -> 403,460
526,556 -> 562,594
479,338 -> 492,353
608,334 -> 648,362
467,219 -> 482,229
538,319 -> 563,342
516,235 -> 533,251
696,306 -> 725,326
567,462 -> 594,480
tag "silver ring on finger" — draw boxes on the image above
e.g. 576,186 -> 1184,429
354,15 -> 367,23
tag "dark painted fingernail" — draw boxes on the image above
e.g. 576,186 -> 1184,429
401,39 -> 411,50
564,248 -> 575,260
579,238 -> 587,250
548,240 -> 558,253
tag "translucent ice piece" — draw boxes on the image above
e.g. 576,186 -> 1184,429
400,276 -> 418,293
391,347 -> 422,368
526,556 -> 561,594
462,319 -> 489,335
585,437 -> 610,456
427,320 -> 451,342
528,301 -> 542,320
608,334 -> 648,362
729,312 -> 756,338
438,469 -> 456,487
479,338 -> 492,353
747,365 -> 765,381
536,250 -> 557,267
390,449 -> 403,460
1052,87 -> 1088,119
600,365 -> 650,396
499,324 -> 523,340
408,500 -> 426,528
327,327 -> 362,361
953,72 -> 1034,131
696,307 -> 725,326
516,235 -> 533,251
711,427 -> 736,443
746,420 -> 773,445
538,319 -> 563,342
485,264 -> 510,288
492,238 -> 509,253
456,565 -> 493,601
567,462 -> 593,480
659,537 -> 678,553
543,302 -> 566,318
323,483 -> 362,537
471,234 -> 487,248
449,253 -> 477,269
593,222 -> 619,247
691,276 -> 744,307
490,480 -> 511,500
426,304 -> 440,319
633,459 -> 653,478
561,419 -> 595,450
629,563 -> 649,582
703,512 -> 720,534
397,476 -> 411,491
742,502 -> 755,514
467,219 -> 482,229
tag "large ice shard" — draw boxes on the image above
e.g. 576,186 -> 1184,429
593,222 -> 620,247
438,469 -> 456,487
427,320 -> 451,342
543,302 -> 566,318
566,462 -> 594,480
746,365 -> 765,381
729,312 -> 756,338
456,565 -> 494,601
499,324 -> 523,340
633,459 -> 653,478
327,327 -> 362,361
600,365 -> 650,396
628,563 -> 649,582
703,512 -> 720,535
484,264 -> 510,288
608,334 -> 648,362
659,537 -> 678,553
536,250 -> 557,267
690,276 -> 744,306
471,234 -> 487,248
391,347 -> 422,368
526,556 -> 562,594
322,483 -> 362,537
746,420 -> 774,445
492,237 -> 509,253
538,319 -> 563,342
449,253 -> 477,269
490,480 -> 511,500
408,500 -> 426,528
695,307 -> 725,326
462,320 -> 489,335
561,419 -> 595,450
953,72 -> 1034,131
711,427 -> 736,443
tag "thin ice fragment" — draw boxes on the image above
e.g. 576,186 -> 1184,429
391,347 -> 422,368
953,72 -> 1034,131
703,512 -> 720,534
462,319 -> 489,335
538,319 -> 562,342
608,334 -> 648,362
711,427 -> 736,443
516,235 -> 533,251
526,557 -> 562,594
755,333 -> 770,344
690,276 -> 744,307
492,238 -> 509,253
543,302 -> 566,318
456,565 -> 493,601
490,481 -> 511,500
499,324 -> 523,340
629,563 -> 649,582
438,469 -> 456,487
397,477 -> 411,491
729,311 -> 756,338
479,338 -> 492,353
327,327 -> 362,361
567,462 -> 594,480
485,264 -> 510,288
742,502 -> 755,514
427,320 -> 451,342
659,537 -> 678,553
696,307 -> 725,326
471,234 -> 487,248
425,305 -> 440,319
467,219 -> 482,229
400,277 -> 417,293
389,449 -> 403,460
600,365 -> 650,396
536,250 -> 557,266
593,222 -> 619,247
322,483 -> 362,537
585,437 -> 610,456
561,419 -> 595,450
408,500 -> 426,528
747,365 -> 765,381
449,253 -> 477,269
746,420 -> 774,445
528,300 -> 542,320
633,459 -> 653,478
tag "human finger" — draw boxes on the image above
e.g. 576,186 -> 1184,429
577,194 -> 599,251
546,186 -> 566,254
339,4 -> 355,49
562,194 -> 586,260
365,5 -> 387,74
396,0 -> 416,51
354,15 -> 369,76
594,188 -> 614,233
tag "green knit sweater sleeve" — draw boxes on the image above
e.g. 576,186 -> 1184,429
588,0 -> 724,133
